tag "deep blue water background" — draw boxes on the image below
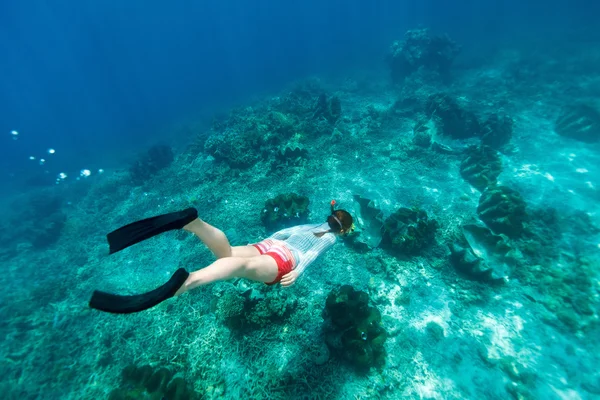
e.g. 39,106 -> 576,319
0,0 -> 597,194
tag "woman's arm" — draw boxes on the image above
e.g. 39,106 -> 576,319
293,235 -> 336,277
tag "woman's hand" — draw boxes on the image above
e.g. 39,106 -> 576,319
280,270 -> 298,287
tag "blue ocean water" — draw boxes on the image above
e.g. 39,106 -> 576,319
1,1 -> 599,399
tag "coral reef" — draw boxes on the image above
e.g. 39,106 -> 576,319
477,185 -> 528,238
260,193 -> 310,231
323,285 -> 387,371
204,107 -> 297,168
6,37 -> 600,400
387,28 -> 460,83
555,104 -> 600,143
313,93 -> 342,124
460,145 -> 502,191
481,113 -> 514,149
275,78 -> 325,118
3,193 -> 67,249
212,284 -> 297,330
514,256 -> 599,333
380,207 -> 439,255
204,129 -> 262,168
109,364 -> 197,400
129,144 -> 174,184
213,287 -> 247,329
33,211 -> 67,248
425,93 -> 481,139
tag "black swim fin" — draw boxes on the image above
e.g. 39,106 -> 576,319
107,207 -> 198,254
89,268 -> 190,314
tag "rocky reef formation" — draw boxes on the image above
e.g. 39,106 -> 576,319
323,285 -> 387,371
129,144 -> 174,184
387,28 -> 460,83
2,192 -> 66,250
313,93 -> 342,124
109,364 -> 198,400
212,284 -> 297,330
425,93 -> 480,139
204,108 -> 297,168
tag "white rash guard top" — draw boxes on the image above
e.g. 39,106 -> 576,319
267,223 -> 337,277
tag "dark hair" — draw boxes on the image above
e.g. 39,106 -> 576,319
315,200 -> 354,237
326,210 -> 354,233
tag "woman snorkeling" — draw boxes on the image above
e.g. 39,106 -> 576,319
89,200 -> 353,314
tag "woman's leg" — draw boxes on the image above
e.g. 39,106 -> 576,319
175,255 -> 278,295
183,218 -> 261,259
231,245 -> 261,257
183,218 -> 232,259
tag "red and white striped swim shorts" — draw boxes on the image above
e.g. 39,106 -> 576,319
251,239 -> 297,285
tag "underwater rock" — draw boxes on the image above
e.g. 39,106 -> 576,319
260,193 -> 310,232
214,287 -> 247,329
110,364 -> 197,400
213,284 -> 297,330
330,96 -> 342,123
33,210 -> 67,248
425,93 -> 480,139
204,129 -> 261,168
380,207 -> 439,255
266,111 -> 296,138
460,145 -> 502,191
313,93 -> 342,123
412,119 -> 433,148
129,144 -> 174,184
555,104 -> 600,143
204,108 -> 298,168
323,285 -> 387,370
5,194 -> 67,249
425,322 -> 445,342
310,341 -> 330,366
481,113 -> 514,149
477,185 -> 527,238
274,79 -> 325,118
245,290 -> 297,327
386,28 -> 461,83
343,194 -> 384,252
